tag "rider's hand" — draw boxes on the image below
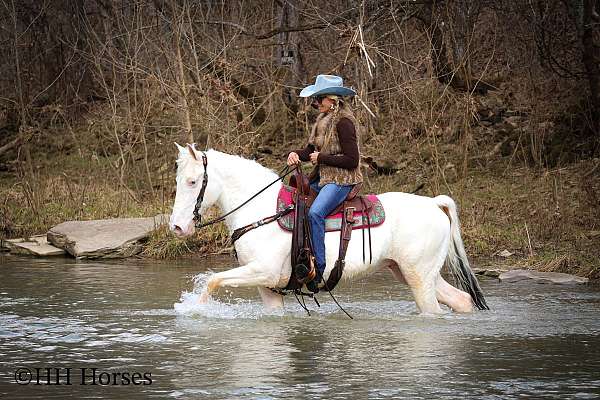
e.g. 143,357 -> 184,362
309,151 -> 320,165
287,152 -> 300,166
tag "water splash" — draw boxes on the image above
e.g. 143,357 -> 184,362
191,272 -> 210,293
174,290 -> 291,319
173,272 -> 284,319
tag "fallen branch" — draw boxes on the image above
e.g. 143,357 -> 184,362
0,137 -> 21,157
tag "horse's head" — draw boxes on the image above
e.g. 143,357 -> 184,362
169,144 -> 222,237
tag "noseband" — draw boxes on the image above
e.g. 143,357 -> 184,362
192,151 -> 209,228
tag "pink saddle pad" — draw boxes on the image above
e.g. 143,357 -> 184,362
276,184 -> 385,232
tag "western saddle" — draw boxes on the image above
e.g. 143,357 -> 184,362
285,169 -> 373,293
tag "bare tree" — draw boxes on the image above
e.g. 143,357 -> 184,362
579,0 -> 600,138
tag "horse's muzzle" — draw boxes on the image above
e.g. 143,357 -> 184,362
170,222 -> 194,237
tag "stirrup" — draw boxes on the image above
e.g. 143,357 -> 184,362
294,256 -> 316,284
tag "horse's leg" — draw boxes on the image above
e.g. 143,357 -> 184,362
435,275 -> 473,313
386,261 -> 406,284
198,261 -> 277,303
386,259 -> 443,313
257,287 -> 284,309
398,262 -> 445,314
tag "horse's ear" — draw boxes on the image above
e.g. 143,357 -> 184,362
174,142 -> 185,153
186,143 -> 198,161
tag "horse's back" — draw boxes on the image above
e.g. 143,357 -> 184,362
377,191 -> 451,240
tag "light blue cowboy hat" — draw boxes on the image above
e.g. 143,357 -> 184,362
299,74 -> 356,98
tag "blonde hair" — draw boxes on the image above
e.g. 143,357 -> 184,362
326,94 -> 348,110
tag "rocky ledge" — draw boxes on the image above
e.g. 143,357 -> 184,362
46,214 -> 168,259
1,235 -> 66,256
498,269 -> 589,285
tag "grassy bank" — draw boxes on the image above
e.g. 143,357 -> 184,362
2,0 -> 600,282
1,130 -> 598,280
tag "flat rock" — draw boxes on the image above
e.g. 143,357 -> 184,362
499,269 -> 588,285
473,268 -> 504,278
47,214 -> 168,259
497,249 -> 514,258
3,235 -> 66,256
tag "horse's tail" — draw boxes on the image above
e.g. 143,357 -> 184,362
434,195 -> 489,310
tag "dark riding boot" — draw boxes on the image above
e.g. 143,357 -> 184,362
306,277 -> 320,293
306,266 -> 324,294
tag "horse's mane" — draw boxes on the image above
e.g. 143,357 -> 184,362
176,145 -> 278,183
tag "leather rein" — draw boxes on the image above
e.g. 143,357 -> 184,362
191,151 -> 296,230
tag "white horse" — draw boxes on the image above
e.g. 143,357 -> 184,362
169,144 -> 488,314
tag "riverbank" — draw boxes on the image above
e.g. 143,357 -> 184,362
1,137 -> 598,279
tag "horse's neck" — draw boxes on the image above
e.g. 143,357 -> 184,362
210,151 -> 280,230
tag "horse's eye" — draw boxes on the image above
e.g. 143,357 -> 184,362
173,162 -> 178,172
190,180 -> 197,186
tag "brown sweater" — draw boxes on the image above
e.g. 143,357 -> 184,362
292,118 -> 359,170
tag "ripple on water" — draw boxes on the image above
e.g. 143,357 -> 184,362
109,332 -> 169,344
0,296 -> 36,309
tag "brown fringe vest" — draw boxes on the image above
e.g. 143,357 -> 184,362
308,106 -> 363,186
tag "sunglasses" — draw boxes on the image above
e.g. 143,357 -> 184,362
310,96 -> 327,109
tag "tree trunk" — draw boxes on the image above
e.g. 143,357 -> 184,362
581,0 -> 600,138
450,0 -> 481,90
420,0 -> 490,94
421,1 -> 454,85
170,0 -> 194,144
11,0 -> 26,129
277,0 -> 305,118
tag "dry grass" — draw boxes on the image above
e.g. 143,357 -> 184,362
1,132 -> 598,278
2,102 -> 599,278
0,153 -> 167,238
1,52 -> 598,277
141,210 -> 231,259
452,160 -> 600,279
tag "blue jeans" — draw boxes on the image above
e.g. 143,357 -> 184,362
308,180 -> 353,276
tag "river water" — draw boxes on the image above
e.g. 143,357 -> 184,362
0,254 -> 599,399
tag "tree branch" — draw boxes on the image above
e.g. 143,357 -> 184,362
206,0 -> 421,40
0,136 -> 21,157
207,20 -> 343,39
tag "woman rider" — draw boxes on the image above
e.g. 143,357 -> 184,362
287,75 -> 363,292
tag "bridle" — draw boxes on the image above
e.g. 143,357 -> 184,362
192,151 -> 209,228
190,151 -> 296,230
